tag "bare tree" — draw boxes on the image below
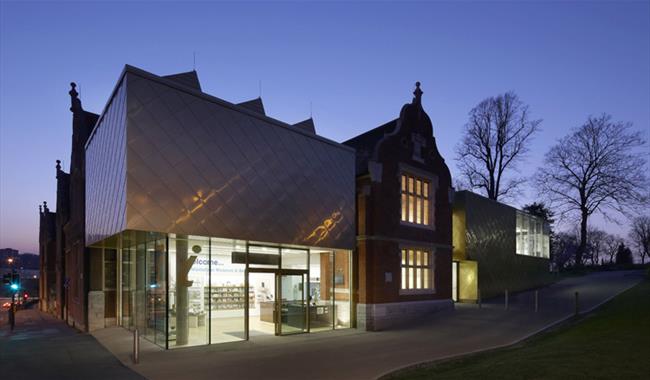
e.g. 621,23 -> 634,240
552,231 -> 579,270
456,92 -> 541,201
535,114 -> 648,266
586,228 -> 609,266
603,234 -> 621,264
629,216 -> 650,264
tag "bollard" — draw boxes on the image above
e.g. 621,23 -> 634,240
9,293 -> 16,331
574,291 -> 579,316
133,328 -> 139,364
534,290 -> 539,313
8,307 -> 15,331
505,289 -> 509,310
477,289 -> 482,309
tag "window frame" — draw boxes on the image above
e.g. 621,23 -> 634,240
399,247 -> 436,295
400,172 -> 434,229
515,211 -> 550,259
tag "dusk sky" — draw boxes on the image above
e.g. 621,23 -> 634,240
1,1 -> 648,254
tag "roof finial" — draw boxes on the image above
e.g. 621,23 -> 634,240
69,82 -> 82,112
43,201 -> 48,212
413,81 -> 423,105
39,204 -> 42,213
56,160 -> 61,171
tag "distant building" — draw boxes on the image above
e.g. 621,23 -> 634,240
1,249 -> 39,297
0,248 -> 19,263
0,250 -> 39,269
39,202 -> 56,310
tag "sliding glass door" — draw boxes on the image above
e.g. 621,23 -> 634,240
279,272 -> 307,335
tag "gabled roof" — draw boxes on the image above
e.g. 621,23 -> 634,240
293,118 -> 316,134
343,118 -> 397,175
85,65 -> 355,154
343,118 -> 397,151
237,97 -> 266,115
162,71 -> 202,91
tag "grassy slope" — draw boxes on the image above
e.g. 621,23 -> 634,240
394,280 -> 650,380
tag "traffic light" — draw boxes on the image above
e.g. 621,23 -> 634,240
3,272 -> 19,291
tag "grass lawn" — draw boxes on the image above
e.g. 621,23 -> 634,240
391,279 -> 650,380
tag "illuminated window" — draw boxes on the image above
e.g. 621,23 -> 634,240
400,248 -> 433,291
400,174 -> 431,226
516,212 -> 550,258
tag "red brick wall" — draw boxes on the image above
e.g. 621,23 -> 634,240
355,102 -> 453,305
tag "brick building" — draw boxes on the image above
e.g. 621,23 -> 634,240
344,82 -> 454,330
38,83 -> 98,330
38,202 -> 57,312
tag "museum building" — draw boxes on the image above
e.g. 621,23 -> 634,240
43,65 -> 356,348
39,64 -> 550,349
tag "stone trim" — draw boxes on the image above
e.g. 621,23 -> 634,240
356,235 -> 452,250
88,290 -> 105,332
356,299 -> 453,331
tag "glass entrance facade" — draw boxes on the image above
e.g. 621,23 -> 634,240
119,231 -> 167,346
94,230 -> 353,349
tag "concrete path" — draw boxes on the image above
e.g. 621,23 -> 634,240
0,305 -> 143,380
94,270 -> 643,380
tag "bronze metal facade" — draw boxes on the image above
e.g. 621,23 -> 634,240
85,66 -> 356,250
85,79 -> 127,245
452,190 -> 550,300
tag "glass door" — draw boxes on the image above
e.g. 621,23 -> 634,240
278,272 -> 307,335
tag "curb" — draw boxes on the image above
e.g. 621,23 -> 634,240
376,277 -> 644,380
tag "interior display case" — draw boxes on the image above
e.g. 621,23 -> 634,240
206,285 -> 254,310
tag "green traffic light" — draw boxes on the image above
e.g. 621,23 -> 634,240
10,283 -> 19,291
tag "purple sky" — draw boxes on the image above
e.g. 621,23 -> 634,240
1,1 -> 649,254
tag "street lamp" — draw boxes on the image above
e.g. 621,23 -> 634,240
5,256 -> 19,330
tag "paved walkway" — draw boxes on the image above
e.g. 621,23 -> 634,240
93,270 -> 644,380
0,305 -> 143,380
